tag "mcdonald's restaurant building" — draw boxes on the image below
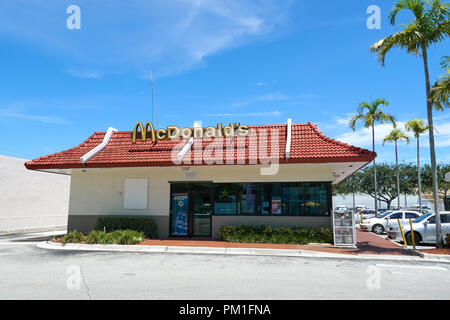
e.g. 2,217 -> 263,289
25,121 -> 375,238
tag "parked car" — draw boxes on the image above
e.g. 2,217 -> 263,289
334,206 -> 349,214
387,211 -> 450,245
405,206 -> 432,214
360,210 -> 422,235
357,209 -> 378,220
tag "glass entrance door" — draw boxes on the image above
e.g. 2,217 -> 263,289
191,183 -> 212,237
170,183 -> 212,237
170,184 -> 189,236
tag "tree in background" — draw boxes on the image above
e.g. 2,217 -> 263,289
422,164 -> 450,204
383,129 -> 410,210
370,0 -> 449,247
429,56 -> 450,109
349,99 -> 396,215
332,174 -> 361,209
405,118 -> 429,211
334,163 -> 417,210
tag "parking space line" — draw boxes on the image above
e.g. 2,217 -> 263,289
376,264 -> 448,271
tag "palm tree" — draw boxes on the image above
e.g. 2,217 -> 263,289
349,99 -> 397,215
405,118 -> 429,212
429,56 -> 450,109
370,0 -> 449,247
383,129 -> 410,210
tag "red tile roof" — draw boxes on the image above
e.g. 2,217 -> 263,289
25,122 -> 376,170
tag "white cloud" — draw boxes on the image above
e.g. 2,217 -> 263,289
66,69 -> 103,79
229,92 -> 317,109
0,1 -> 292,77
204,110 -> 282,117
335,116 -> 450,151
0,105 -> 66,124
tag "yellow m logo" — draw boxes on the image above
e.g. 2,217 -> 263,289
132,121 -> 156,143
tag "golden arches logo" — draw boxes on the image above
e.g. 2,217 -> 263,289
131,121 -> 250,143
132,121 -> 156,143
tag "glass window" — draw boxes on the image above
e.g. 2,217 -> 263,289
442,214 -> 450,223
214,184 -> 237,215
271,183 -> 282,215
282,183 -> 301,215
238,183 -> 260,215
405,212 -> 419,219
211,182 -> 329,216
388,212 -> 402,219
304,183 -> 328,216
261,184 -> 271,215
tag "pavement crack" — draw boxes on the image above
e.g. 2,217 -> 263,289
79,265 -> 92,300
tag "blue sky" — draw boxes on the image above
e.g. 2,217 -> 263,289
0,0 -> 449,164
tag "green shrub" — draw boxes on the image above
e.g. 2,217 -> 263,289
218,225 -> 333,245
86,230 -> 109,244
64,230 -> 143,245
104,230 -> 143,245
62,231 -> 86,245
95,216 -> 157,238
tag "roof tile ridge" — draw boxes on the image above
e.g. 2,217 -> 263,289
25,132 -> 100,164
306,122 -> 376,156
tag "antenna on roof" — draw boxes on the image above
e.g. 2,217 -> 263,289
150,71 -> 159,127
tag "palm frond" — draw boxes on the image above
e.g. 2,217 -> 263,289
389,0 -> 425,25
370,27 -> 423,65
383,128 -> 410,145
405,118 -> 429,137
429,73 -> 450,110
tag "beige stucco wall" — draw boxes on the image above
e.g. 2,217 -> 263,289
68,163 -> 334,237
69,163 -> 333,217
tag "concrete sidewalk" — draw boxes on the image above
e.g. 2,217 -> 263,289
137,229 -> 416,256
38,240 -> 429,262
36,229 -> 450,263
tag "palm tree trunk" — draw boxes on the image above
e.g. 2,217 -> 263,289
372,124 -> 378,216
395,140 -> 400,210
417,136 -> 423,212
422,44 -> 443,248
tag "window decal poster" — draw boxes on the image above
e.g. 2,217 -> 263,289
272,197 -> 282,214
172,193 -> 188,236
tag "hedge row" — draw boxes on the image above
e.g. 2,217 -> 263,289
95,216 -> 157,238
218,225 -> 333,245
62,230 -> 143,245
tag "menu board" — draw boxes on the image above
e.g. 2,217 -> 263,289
332,211 -> 356,247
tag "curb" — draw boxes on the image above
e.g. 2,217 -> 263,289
412,250 -> 450,262
36,241 -> 450,263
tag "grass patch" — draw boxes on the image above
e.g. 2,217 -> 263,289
218,225 -> 333,245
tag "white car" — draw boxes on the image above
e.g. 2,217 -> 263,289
334,206 -> 349,214
360,210 -> 422,235
387,212 -> 450,245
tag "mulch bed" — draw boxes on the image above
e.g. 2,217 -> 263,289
419,248 -> 450,255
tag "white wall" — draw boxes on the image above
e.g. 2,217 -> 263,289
0,155 -> 70,233
69,163 -> 334,217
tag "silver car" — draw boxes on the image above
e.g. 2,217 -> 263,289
387,212 -> 450,245
360,210 -> 422,235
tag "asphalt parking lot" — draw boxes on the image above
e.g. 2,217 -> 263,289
0,233 -> 449,300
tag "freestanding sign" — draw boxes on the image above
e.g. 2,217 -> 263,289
332,210 -> 356,247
